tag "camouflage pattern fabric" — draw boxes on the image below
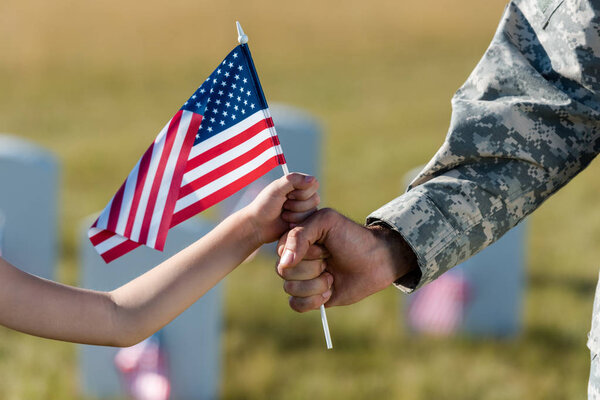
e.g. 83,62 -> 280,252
589,351 -> 600,398
367,0 -> 600,293
368,0 -> 600,392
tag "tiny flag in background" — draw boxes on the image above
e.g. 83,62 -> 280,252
407,269 -> 471,335
89,43 -> 286,262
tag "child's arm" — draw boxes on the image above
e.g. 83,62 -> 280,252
0,173 -> 319,346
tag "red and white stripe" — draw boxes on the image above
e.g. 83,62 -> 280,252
172,109 -> 285,225
89,109 -> 202,262
407,271 -> 470,335
89,108 -> 285,263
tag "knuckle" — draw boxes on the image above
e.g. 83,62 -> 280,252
287,226 -> 304,240
313,193 -> 321,206
278,266 -> 291,279
283,280 -> 295,294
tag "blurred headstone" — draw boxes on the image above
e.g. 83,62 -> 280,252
403,166 -> 526,337
221,102 -> 323,218
0,134 -> 59,279
0,211 -> 5,257
79,217 -> 222,400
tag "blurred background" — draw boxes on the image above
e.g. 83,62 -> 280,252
1,0 -> 600,398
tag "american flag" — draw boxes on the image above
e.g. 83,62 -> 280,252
406,270 -> 470,336
89,45 -> 286,263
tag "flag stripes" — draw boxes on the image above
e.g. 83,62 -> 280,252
89,45 -> 287,263
89,109 -> 284,263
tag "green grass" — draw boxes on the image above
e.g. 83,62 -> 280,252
1,0 -> 599,398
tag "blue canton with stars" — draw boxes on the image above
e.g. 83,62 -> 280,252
180,46 -> 264,145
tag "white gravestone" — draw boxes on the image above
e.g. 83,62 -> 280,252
403,166 -> 526,337
79,217 -> 222,400
0,211 -> 5,257
0,135 -> 59,279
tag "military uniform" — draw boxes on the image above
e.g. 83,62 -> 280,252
366,0 -> 600,395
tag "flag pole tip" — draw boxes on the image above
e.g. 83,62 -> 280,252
236,21 -> 248,44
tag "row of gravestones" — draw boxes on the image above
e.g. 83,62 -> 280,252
0,104 -> 525,399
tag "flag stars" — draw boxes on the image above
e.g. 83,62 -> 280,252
210,88 -> 214,94
210,117 -> 215,123
215,99 -> 221,105
231,84 -> 237,89
220,120 -> 225,126
225,72 -> 230,77
213,78 -> 217,84
191,94 -> 197,99
217,69 -> 221,74
235,74 -> 240,80
243,78 -> 248,83
213,108 -> 218,113
239,86 -> 245,93
228,62 -> 234,68
241,109 -> 246,114
244,100 -> 248,105
218,90 -> 224,96
231,114 -> 236,120
228,93 -> 234,98
200,88 -> 205,94
246,90 -> 251,96
233,53 -> 238,58
238,65 -> 243,71
237,96 -> 242,102
207,127 -> 213,132
196,102 -> 201,108
234,105 -> 239,111
220,81 -> 227,87
225,102 -> 231,107
222,111 -> 228,116
250,103 -> 255,109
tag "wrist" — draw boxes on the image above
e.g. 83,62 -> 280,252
366,224 -> 418,287
231,208 -> 263,252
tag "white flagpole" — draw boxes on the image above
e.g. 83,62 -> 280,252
236,21 -> 332,350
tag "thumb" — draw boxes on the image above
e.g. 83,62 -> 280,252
278,208 -> 333,268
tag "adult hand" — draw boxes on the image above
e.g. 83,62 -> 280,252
276,208 -> 418,312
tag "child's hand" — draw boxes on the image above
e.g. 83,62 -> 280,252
244,173 -> 320,245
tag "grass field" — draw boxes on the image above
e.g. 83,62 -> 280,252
1,0 -> 600,398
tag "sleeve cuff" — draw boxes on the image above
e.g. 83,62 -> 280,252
366,189 -> 458,293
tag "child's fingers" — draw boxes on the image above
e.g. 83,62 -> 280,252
282,209 -> 317,224
286,184 -> 319,201
286,175 -> 319,200
283,193 -> 320,212
265,173 -> 316,199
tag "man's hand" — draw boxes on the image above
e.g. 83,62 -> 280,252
276,208 -> 418,312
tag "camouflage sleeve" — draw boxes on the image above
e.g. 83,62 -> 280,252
367,0 -> 600,293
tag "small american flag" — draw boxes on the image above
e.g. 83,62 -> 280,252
406,270 -> 470,336
89,45 -> 286,262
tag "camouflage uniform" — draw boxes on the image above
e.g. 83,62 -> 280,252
366,0 -> 600,395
